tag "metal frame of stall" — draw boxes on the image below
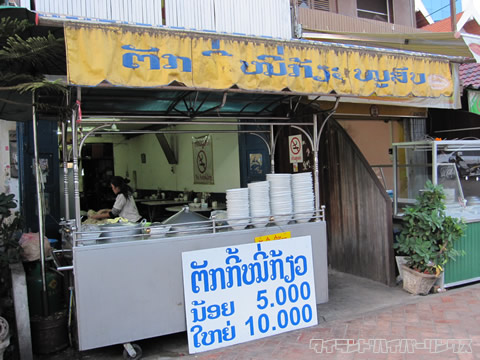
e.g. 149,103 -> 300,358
55,87 -> 335,355
63,88 -> 338,231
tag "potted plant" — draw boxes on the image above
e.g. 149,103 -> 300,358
394,181 -> 466,295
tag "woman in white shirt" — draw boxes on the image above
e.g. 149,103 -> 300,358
89,176 -> 142,223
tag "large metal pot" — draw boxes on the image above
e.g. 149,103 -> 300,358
162,206 -> 211,237
98,222 -> 144,243
77,224 -> 102,245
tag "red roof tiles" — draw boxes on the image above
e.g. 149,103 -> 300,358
422,12 -> 480,35
459,63 -> 480,88
423,13 -> 464,32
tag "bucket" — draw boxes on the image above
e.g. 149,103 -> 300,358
30,310 -> 68,354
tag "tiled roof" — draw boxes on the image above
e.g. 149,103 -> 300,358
459,63 -> 480,88
422,13 -> 463,32
422,12 -> 480,35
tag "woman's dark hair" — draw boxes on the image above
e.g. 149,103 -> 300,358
110,176 -> 133,198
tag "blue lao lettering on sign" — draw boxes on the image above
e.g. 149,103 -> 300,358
190,321 -> 236,348
191,260 -> 209,293
288,58 -> 313,78
202,39 -> 233,57
353,67 -> 426,88
240,46 -> 286,76
122,45 -> 192,72
190,244 -> 309,293
354,69 -> 390,88
191,300 -> 235,323
313,65 -> 331,82
410,72 -> 426,85
122,45 -> 160,69
391,67 -> 409,83
226,247 -> 241,264
284,254 -> 307,283
161,54 -> 192,71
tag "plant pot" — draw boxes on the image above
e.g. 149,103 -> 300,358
395,256 -> 408,280
30,310 -> 68,354
401,265 -> 438,295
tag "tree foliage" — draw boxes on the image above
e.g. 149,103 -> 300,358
0,16 -> 67,107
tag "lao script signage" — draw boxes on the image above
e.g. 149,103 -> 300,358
181,236 -> 317,354
65,24 -> 453,98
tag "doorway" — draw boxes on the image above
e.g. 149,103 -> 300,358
81,143 -> 114,211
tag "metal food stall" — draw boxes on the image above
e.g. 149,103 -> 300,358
58,96 -> 330,355
392,140 -> 480,288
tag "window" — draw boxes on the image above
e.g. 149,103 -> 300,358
357,0 -> 391,22
295,0 -> 330,12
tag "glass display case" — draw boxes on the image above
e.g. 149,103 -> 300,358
392,140 -> 480,222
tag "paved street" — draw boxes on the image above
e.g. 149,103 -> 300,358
36,271 -> 480,359
189,284 -> 480,360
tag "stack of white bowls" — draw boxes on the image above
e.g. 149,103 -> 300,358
248,181 -> 271,227
292,172 -> 314,223
226,188 -> 250,230
267,173 -> 293,226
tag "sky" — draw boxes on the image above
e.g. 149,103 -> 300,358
421,0 -> 462,21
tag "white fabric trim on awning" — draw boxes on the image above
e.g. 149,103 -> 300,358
302,30 -> 474,60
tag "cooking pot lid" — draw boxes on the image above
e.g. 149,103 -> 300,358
162,206 -> 208,225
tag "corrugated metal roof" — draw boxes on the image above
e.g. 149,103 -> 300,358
36,11 -> 471,64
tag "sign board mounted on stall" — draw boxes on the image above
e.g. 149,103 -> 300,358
192,135 -> 214,184
289,135 -> 303,164
289,134 -> 303,172
181,236 -> 317,353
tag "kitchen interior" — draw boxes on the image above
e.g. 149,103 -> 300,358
69,121 -> 242,223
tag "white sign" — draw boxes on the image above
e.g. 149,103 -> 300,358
182,236 -> 317,354
288,135 -> 303,164
192,135 -> 214,184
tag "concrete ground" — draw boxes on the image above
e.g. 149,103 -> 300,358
34,269 -> 479,359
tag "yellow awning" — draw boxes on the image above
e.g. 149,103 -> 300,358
65,23 -> 455,98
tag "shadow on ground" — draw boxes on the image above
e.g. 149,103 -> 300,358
34,269 -> 421,359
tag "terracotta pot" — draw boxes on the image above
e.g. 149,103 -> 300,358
401,265 -> 438,295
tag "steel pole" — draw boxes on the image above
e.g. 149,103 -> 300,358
313,113 -> 320,219
72,88 -> 82,229
270,125 -> 275,174
62,119 -> 70,220
32,92 -> 49,316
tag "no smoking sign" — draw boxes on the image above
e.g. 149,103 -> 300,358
288,135 -> 303,164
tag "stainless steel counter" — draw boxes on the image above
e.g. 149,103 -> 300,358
72,221 -> 328,351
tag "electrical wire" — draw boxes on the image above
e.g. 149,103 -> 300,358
424,0 -> 460,20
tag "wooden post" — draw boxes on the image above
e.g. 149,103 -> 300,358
450,0 -> 457,32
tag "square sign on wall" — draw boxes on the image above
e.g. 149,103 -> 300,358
182,236 -> 317,354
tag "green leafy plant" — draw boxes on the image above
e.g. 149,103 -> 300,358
0,193 -> 23,299
0,16 -> 67,114
0,193 -> 23,359
394,181 -> 466,275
